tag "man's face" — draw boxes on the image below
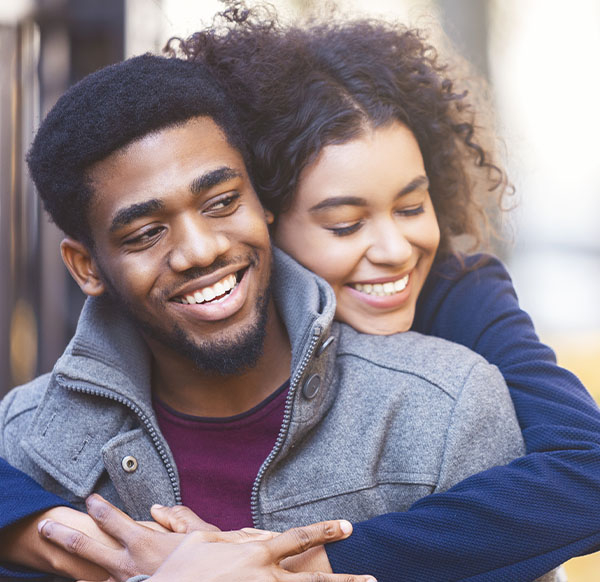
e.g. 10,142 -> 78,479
84,117 -> 273,374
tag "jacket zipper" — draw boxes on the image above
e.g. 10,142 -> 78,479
250,327 -> 322,528
59,377 -> 182,504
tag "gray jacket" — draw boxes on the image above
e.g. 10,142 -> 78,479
0,250 -> 536,576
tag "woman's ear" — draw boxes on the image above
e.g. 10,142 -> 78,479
60,238 -> 106,296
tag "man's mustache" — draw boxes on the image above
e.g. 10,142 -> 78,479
160,251 -> 261,300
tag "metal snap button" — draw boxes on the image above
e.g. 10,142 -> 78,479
317,336 -> 335,356
302,374 -> 321,400
121,455 -> 138,473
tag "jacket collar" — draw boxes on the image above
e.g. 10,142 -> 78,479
53,294 -> 154,418
272,247 -> 336,370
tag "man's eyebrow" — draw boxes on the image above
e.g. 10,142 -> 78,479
309,196 -> 367,213
190,167 -> 242,194
110,199 -> 164,232
395,175 -> 430,199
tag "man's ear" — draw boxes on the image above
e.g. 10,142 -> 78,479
60,238 -> 106,296
264,209 -> 275,224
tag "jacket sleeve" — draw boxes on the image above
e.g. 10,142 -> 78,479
325,255 -> 600,581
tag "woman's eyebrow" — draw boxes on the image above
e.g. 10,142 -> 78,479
308,175 -> 429,213
309,195 -> 367,213
395,175 -> 429,199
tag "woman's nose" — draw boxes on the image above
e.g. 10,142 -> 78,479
365,221 -> 413,266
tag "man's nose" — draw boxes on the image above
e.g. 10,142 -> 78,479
365,220 -> 412,266
168,214 -> 231,272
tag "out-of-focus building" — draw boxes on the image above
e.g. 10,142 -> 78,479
1,0 -> 125,394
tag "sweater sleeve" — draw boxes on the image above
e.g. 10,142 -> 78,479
325,254 -> 600,581
0,457 -> 69,579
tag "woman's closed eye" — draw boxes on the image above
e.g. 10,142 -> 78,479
396,205 -> 425,217
326,220 -> 364,237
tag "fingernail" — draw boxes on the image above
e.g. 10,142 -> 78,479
151,504 -> 164,510
340,520 -> 352,535
38,519 -> 50,535
366,578 -> 377,582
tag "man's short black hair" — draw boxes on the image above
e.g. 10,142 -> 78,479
27,54 -> 248,245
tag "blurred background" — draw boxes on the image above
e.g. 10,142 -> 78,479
1,0 -> 599,578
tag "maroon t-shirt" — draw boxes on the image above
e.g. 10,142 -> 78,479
154,382 -> 288,530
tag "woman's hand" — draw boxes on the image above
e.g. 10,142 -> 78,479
0,505 -> 114,580
38,495 -> 190,582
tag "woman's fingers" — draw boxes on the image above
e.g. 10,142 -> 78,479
150,504 -> 220,533
84,494 -> 141,545
38,519 -> 118,570
266,520 -> 353,561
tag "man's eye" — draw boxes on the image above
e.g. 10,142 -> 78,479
206,192 -> 241,215
125,226 -> 165,246
326,221 -> 363,237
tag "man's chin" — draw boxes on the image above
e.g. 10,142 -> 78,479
137,288 -> 270,376
169,321 -> 268,376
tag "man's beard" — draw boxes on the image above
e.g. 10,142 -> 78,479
149,284 -> 270,375
98,259 -> 272,376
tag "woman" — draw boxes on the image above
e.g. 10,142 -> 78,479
169,7 -> 600,579
2,6 -> 600,582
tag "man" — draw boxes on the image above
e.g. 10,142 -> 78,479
0,54 -> 529,581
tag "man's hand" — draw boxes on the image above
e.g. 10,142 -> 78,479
147,522 -> 377,582
151,502 -> 334,573
39,495 -> 375,582
149,502 -> 220,533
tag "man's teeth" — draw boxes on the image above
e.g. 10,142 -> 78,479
178,273 -> 237,304
353,274 -> 409,296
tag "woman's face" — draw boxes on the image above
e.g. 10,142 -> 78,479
274,122 -> 440,335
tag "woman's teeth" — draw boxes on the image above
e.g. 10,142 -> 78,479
352,274 -> 409,296
177,273 -> 237,304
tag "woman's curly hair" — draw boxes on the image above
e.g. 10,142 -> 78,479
167,1 -> 512,259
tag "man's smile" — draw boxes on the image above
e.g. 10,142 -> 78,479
168,266 -> 253,323
172,271 -> 241,304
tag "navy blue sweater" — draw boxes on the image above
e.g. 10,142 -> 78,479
326,254 -> 600,580
2,255 -> 600,581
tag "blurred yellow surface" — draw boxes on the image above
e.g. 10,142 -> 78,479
543,332 -> 600,582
